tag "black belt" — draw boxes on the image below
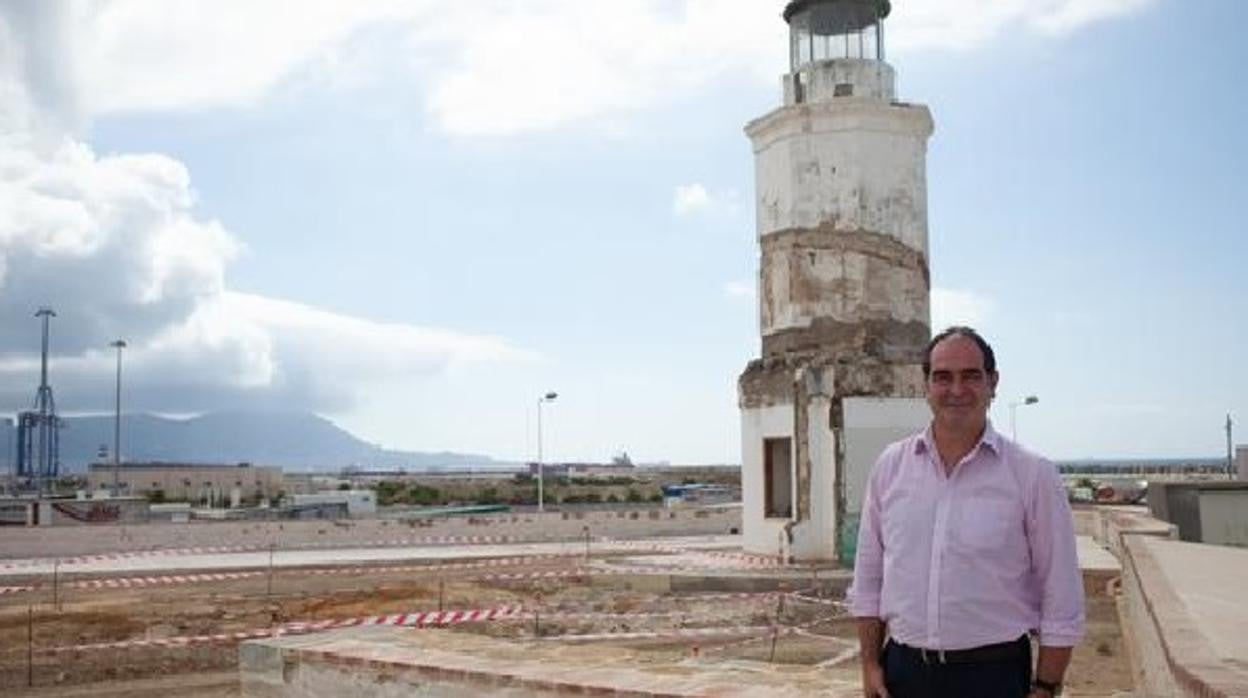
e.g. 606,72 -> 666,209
890,636 -> 1028,666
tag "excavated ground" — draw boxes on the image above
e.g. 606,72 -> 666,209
1,552 -> 1133,696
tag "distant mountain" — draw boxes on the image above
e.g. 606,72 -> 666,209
0,411 -> 500,473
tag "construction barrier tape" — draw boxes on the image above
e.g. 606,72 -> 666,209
46,605 -> 526,653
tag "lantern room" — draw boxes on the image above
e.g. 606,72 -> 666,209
784,0 -> 890,70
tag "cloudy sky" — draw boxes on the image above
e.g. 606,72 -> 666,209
1,0 -> 1243,464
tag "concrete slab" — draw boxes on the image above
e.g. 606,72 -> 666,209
1077,535 -> 1121,574
241,626 -> 864,697
1142,538 -> 1248,670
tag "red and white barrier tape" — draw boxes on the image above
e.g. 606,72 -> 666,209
46,605 -> 525,653
671,591 -> 781,603
786,592 -> 845,608
69,571 -> 262,590
533,611 -> 679,621
680,551 -> 784,568
599,539 -> 786,569
1,535 -> 583,571
0,565 -> 591,598
299,555 -> 577,577
536,625 -> 776,643
3,535 -> 748,572
790,627 -> 856,643
477,569 -> 589,583
283,605 -> 524,632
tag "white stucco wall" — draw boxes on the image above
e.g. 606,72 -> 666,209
794,59 -> 897,103
741,403 -> 794,556
842,397 -> 930,517
748,101 -> 933,252
839,397 -> 930,564
292,491 -> 378,518
1237,446 -> 1248,482
789,393 -> 838,561
1198,489 -> 1248,546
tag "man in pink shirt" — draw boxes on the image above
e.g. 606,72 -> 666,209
848,326 -> 1084,698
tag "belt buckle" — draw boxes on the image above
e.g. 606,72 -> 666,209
920,648 -> 947,665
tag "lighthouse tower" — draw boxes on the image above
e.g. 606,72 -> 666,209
739,0 -> 934,563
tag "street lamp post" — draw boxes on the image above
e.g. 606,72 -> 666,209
1009,395 -> 1039,443
3,417 -> 11,495
1227,414 -> 1234,479
110,340 -> 127,497
536,391 -> 558,512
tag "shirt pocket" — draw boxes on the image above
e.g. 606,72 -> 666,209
956,498 -> 1019,552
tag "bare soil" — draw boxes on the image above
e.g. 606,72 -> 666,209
0,560 -> 1133,696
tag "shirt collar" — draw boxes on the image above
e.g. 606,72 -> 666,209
914,421 -> 1003,458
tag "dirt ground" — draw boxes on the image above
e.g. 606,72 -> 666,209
1,557 -> 1134,696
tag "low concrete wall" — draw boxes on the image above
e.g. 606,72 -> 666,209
1098,508 -> 1248,697
0,506 -> 741,560
240,631 -> 692,697
240,625 -> 859,697
1071,507 -> 1097,536
1119,536 -> 1248,697
1090,506 -> 1175,560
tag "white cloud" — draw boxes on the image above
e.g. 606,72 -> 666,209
82,0 -> 434,115
1030,0 -> 1156,35
0,136 -> 237,355
0,127 -> 534,414
673,183 -> 744,218
0,2 -> 535,416
421,0 -> 781,136
13,0 -> 1155,139
888,0 -> 1157,52
673,183 -> 712,216
931,287 -> 994,331
723,280 -> 755,301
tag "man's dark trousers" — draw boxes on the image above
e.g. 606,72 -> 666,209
882,637 -> 1032,698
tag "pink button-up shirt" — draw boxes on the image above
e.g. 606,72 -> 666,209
847,423 -> 1085,650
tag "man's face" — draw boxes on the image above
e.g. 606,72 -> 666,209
926,334 -> 998,432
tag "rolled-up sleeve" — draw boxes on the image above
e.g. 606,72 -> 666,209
1028,462 -> 1086,647
848,460 -> 886,618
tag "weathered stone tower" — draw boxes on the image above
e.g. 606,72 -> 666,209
739,0 -> 933,563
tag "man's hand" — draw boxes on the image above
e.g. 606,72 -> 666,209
856,618 -> 890,697
861,661 -> 891,698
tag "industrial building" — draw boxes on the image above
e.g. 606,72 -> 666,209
0,495 -> 149,526
526,461 -> 636,478
290,490 -> 377,518
85,462 -> 283,505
